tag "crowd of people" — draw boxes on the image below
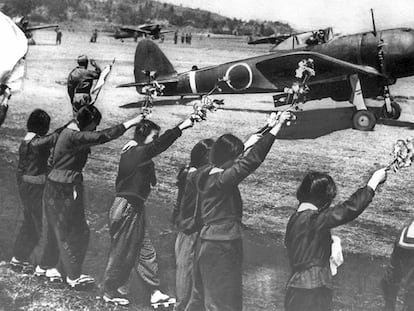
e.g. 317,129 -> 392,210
1,10 -> 414,311
3,55 -> 406,310
174,31 -> 192,45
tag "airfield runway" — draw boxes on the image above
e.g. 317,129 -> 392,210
0,29 -> 414,310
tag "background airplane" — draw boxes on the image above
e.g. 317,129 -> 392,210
108,23 -> 172,41
248,33 -> 292,46
119,14 -> 414,131
14,17 -> 58,45
248,28 -> 336,49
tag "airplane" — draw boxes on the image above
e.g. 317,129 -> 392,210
14,17 -> 58,45
248,33 -> 292,46
248,27 -> 336,50
118,12 -> 414,131
108,23 -> 173,41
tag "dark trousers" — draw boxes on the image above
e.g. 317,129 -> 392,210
103,197 -> 160,293
13,182 -> 44,262
186,239 -> 243,311
285,286 -> 333,311
39,180 -> 90,279
175,231 -> 198,311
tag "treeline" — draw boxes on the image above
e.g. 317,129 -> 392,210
0,0 -> 294,36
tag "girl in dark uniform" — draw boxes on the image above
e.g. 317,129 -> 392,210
10,109 -> 57,272
186,111 -> 292,311
173,138 -> 214,311
284,168 -> 387,311
38,106 -> 142,289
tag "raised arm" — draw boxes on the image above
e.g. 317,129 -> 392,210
72,114 -> 143,147
216,111 -> 292,189
141,117 -> 194,160
89,59 -> 101,77
317,168 -> 387,229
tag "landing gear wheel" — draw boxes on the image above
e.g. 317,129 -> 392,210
381,101 -> 401,120
352,110 -> 376,131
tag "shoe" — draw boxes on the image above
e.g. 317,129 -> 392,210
46,268 -> 63,283
10,257 -> 34,274
103,290 -> 130,306
66,274 -> 95,289
151,290 -> 176,309
34,265 -> 46,277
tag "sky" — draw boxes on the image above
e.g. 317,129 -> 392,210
163,0 -> 414,34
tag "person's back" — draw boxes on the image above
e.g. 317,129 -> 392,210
67,67 -> 97,96
67,55 -> 100,106
285,208 -> 333,273
284,170 -> 386,311
115,142 -> 157,201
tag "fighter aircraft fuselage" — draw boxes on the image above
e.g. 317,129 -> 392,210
293,28 -> 414,100
110,24 -> 165,40
152,28 -> 414,102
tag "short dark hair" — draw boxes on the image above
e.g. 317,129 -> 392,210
77,55 -> 88,67
27,109 -> 51,136
76,105 -> 102,130
296,171 -> 337,210
190,138 -> 214,168
134,119 -> 161,144
210,134 -> 244,167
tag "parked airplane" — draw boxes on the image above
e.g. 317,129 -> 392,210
14,17 -> 58,45
118,16 -> 414,131
109,23 -> 173,41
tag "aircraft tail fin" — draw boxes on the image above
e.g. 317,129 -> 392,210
133,39 -> 177,87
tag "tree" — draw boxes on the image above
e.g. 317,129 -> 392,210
5,0 -> 34,16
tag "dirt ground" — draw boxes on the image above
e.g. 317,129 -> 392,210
1,29 -> 414,310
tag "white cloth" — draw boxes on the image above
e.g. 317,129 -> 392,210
122,140 -> 138,152
330,235 -> 344,276
297,202 -> 318,213
23,132 -> 36,141
0,12 -> 28,92
398,221 -> 414,249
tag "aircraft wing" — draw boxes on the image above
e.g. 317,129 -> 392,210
117,77 -> 178,88
248,34 -> 291,45
120,26 -> 151,34
27,24 -> 58,31
160,30 -> 174,34
256,51 -> 386,87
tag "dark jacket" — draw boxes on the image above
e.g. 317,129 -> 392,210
67,66 -> 101,102
115,126 -> 182,202
285,186 -> 375,275
48,124 -> 126,184
193,132 -> 277,241
173,166 -> 200,232
16,132 -> 58,184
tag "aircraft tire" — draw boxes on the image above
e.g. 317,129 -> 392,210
352,110 -> 376,131
381,101 -> 401,120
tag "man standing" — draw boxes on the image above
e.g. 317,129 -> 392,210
90,29 -> 98,43
67,55 -> 101,114
55,26 -> 62,45
174,31 -> 178,44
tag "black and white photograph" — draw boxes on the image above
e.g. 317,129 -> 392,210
0,0 -> 414,310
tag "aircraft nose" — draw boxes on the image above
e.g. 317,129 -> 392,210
383,28 -> 414,78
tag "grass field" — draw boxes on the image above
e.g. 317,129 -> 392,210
0,29 -> 414,310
